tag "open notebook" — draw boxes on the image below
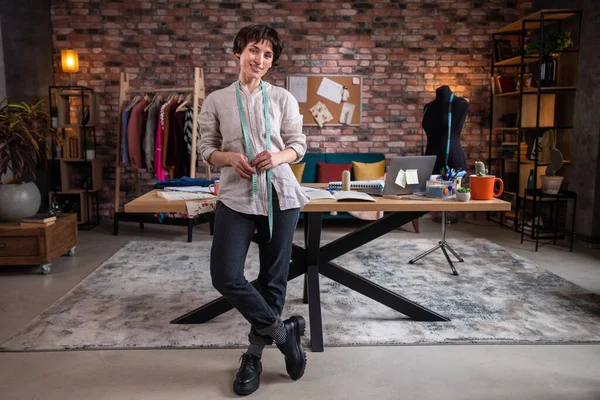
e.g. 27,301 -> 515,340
303,187 -> 376,202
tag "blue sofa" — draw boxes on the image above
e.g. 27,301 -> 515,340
299,152 -> 386,184
297,152 -> 420,232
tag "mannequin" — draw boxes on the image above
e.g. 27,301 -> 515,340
423,85 -> 468,174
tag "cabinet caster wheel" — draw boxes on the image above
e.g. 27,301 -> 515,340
67,247 -> 77,257
41,264 -> 52,275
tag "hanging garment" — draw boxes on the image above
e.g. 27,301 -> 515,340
127,100 -> 148,168
162,102 -> 177,170
183,106 -> 201,162
154,101 -> 171,181
120,100 -> 135,164
167,108 -> 188,178
143,99 -> 162,172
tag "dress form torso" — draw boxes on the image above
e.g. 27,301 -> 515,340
423,86 -> 468,174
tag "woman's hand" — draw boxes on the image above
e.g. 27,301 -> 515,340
227,153 -> 256,179
252,150 -> 285,172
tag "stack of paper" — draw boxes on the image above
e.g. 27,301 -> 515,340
158,191 -> 216,201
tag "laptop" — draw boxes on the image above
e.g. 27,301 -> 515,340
360,155 -> 437,196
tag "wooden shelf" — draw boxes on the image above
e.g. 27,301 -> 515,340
495,10 -> 577,34
55,190 -> 98,194
506,159 -> 572,166
495,87 -> 576,97
495,55 -> 540,67
492,127 -> 519,131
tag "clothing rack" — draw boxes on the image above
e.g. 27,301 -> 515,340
114,67 -> 210,212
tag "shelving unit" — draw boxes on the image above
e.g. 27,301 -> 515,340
487,9 -> 582,240
48,86 -> 101,228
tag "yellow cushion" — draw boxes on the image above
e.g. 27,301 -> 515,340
290,162 -> 306,184
352,160 -> 386,181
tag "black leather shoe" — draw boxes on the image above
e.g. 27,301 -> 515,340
233,353 -> 262,396
276,315 -> 307,380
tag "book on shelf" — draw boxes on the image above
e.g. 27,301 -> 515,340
327,180 -> 384,190
20,221 -> 56,229
21,215 -> 57,224
303,188 -> 376,202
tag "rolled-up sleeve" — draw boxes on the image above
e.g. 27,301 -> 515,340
198,95 -> 221,165
280,92 -> 306,163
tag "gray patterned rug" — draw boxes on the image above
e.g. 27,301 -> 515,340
2,238 -> 600,351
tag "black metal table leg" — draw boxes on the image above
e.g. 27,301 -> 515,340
113,212 -> 119,236
305,212 -> 324,352
187,218 -> 193,243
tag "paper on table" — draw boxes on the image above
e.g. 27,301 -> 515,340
339,102 -> 355,124
288,76 -> 308,103
309,101 -> 334,127
395,169 -> 406,188
158,191 -> 216,201
316,77 -> 343,104
406,169 -> 419,185
164,186 -> 212,193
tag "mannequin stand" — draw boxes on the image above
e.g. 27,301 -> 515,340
408,211 -> 463,275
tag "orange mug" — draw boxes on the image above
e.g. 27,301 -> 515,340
470,175 -> 503,200
208,180 -> 219,196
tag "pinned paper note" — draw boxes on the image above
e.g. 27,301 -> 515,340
342,88 -> 350,102
395,169 -> 406,188
289,76 -> 307,103
317,77 -> 343,104
309,101 -> 334,127
406,169 -> 419,185
352,77 -> 360,85
339,102 -> 355,125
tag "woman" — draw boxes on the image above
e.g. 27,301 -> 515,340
199,25 -> 309,396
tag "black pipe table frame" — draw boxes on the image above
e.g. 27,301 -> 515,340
170,195 -> 510,352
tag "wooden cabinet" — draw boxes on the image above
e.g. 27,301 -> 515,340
0,213 -> 78,274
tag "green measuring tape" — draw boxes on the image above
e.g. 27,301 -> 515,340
235,80 -> 273,240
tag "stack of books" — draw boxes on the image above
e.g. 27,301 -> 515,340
20,215 -> 57,229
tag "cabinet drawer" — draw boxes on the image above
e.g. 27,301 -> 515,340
0,237 -> 40,257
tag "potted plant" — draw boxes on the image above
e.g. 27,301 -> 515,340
0,98 -> 56,221
470,161 -> 504,200
456,187 -> 471,202
540,147 -> 564,195
526,31 -> 573,87
85,138 -> 95,160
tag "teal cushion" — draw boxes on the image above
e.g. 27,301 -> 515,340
299,153 -> 326,183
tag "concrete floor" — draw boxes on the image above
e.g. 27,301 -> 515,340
1,216 -> 599,399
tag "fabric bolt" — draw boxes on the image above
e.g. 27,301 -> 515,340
126,100 -> 148,168
144,99 -> 163,172
199,81 -> 309,216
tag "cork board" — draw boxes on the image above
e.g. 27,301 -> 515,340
286,74 -> 362,126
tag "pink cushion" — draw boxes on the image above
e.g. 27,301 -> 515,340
317,162 -> 353,183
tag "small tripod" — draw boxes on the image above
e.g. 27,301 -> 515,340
408,211 -> 463,275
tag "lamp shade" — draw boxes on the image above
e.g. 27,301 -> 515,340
61,50 -> 79,73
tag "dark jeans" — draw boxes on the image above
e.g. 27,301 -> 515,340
210,191 -> 300,346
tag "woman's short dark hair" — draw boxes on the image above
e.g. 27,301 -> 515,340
233,24 -> 284,65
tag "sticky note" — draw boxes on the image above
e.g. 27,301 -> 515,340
406,169 -> 419,185
352,77 -> 360,85
395,169 -> 406,188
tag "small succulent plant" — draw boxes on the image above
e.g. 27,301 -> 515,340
457,187 -> 470,193
475,161 -> 488,177
545,148 -> 564,176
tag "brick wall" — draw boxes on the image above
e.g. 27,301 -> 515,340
50,0 -> 532,216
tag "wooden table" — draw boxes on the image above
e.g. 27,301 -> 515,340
171,194 -> 510,352
0,213 -> 78,274
118,190 -> 215,242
